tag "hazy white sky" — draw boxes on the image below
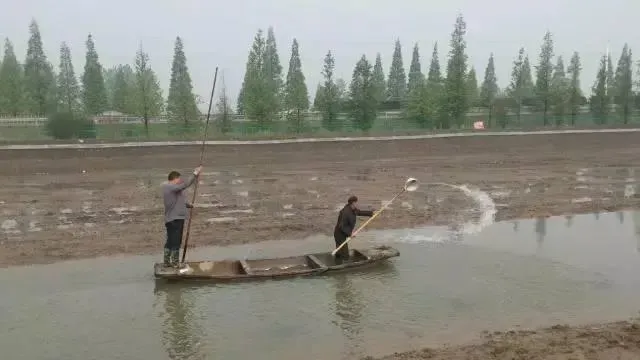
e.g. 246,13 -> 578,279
1,0 -> 638,109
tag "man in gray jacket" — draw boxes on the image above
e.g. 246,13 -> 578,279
162,165 -> 202,267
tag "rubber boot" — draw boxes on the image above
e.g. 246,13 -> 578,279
170,250 -> 180,268
163,249 -> 171,267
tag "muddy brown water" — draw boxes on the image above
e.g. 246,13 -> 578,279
3,211 -> 640,360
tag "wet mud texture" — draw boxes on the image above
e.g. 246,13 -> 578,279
367,319 -> 640,360
2,132 -> 640,267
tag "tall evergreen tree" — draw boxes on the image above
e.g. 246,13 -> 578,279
466,67 -> 478,108
426,42 -> 444,128
614,44 -> 633,123
240,30 -> 270,124
318,50 -> 340,130
507,48 -> 525,124
522,56 -> 534,100
371,53 -> 386,105
236,87 -> 245,114
349,55 -> 376,131
81,34 -> 108,115
56,42 -> 81,114
566,52 -> 582,125
507,48 -> 534,124
407,43 -> 425,94
216,73 -> 233,134
111,64 -> 135,114
263,26 -> 284,119
635,58 -> 640,111
312,83 -> 323,111
406,78 -> 430,128
237,30 -> 262,115
550,56 -> 569,125
590,54 -> 609,124
134,45 -> 164,135
103,66 -> 118,109
386,39 -> 407,105
166,36 -> 199,125
479,53 -> 498,127
606,53 -> 615,98
23,20 -> 56,115
534,31 -> 554,125
0,39 -> 24,115
335,78 -> 348,108
405,43 -> 427,126
444,14 -> 469,128
427,43 -> 442,84
284,38 -> 309,131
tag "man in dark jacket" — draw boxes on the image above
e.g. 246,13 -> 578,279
333,195 -> 375,262
162,165 -> 202,267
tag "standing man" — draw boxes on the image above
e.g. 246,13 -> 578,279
333,195 -> 376,263
162,165 -> 202,267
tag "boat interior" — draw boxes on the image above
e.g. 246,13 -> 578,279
163,249 -> 371,277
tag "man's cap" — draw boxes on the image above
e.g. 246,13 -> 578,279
347,195 -> 358,204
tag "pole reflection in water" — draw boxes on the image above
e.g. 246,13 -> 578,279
154,283 -> 205,360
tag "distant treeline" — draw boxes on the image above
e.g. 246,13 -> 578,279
0,15 -> 638,137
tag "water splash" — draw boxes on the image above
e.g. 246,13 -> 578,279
445,183 -> 497,235
390,182 -> 497,244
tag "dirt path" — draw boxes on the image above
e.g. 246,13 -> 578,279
367,319 -> 640,360
1,131 -> 640,267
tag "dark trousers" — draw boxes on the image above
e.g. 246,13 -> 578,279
333,232 -> 349,260
165,219 -> 185,251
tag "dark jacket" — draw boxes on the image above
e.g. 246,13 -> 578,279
334,204 -> 375,238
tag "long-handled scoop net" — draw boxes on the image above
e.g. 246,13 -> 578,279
332,177 -> 419,257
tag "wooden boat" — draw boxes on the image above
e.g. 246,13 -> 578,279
153,245 -> 399,282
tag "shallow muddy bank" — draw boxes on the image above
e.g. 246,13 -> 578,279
2,132 -> 640,267
367,318 -> 640,360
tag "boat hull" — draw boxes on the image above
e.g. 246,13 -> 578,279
153,245 -> 399,283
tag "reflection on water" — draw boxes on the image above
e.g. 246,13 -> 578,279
565,215 -> 574,228
332,274 -> 364,358
154,284 -> 204,360
634,211 -> 640,253
535,217 -> 547,246
332,275 -> 363,339
617,211 -> 625,224
512,220 -> 519,232
447,222 -> 464,242
4,212 -> 640,360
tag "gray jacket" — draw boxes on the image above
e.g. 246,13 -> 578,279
162,174 -> 196,223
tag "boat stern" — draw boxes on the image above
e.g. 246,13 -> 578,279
357,245 -> 400,260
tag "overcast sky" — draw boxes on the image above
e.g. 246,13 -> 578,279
1,0 -> 638,110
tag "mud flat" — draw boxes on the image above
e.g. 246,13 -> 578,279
367,319 -> 640,360
2,131 -> 640,267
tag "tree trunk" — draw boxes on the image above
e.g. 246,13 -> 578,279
488,104 -> 493,128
